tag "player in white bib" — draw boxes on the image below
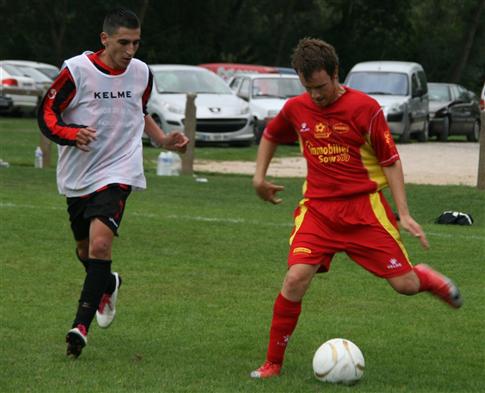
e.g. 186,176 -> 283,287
38,7 -> 188,358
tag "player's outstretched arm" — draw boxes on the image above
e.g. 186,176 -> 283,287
382,160 -> 429,249
144,115 -> 189,153
253,137 -> 284,204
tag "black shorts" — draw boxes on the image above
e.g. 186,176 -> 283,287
66,184 -> 132,241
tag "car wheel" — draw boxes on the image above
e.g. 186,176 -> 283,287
438,116 -> 450,142
253,118 -> 263,144
466,120 -> 480,142
417,117 -> 429,142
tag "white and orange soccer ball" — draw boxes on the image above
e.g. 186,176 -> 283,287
312,338 -> 365,385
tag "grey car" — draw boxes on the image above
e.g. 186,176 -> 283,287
428,82 -> 481,142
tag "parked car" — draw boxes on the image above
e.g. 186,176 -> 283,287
0,63 -> 41,114
345,61 -> 429,142
427,82 -> 481,142
4,60 -> 59,80
147,65 -> 253,145
200,63 -> 296,82
0,94 -> 13,113
228,73 -> 304,142
3,62 -> 52,96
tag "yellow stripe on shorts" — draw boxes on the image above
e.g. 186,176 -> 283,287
369,192 -> 411,264
289,198 -> 309,246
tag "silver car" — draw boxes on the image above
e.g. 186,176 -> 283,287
228,73 -> 304,143
0,62 -> 41,114
345,61 -> 429,142
147,65 -> 253,146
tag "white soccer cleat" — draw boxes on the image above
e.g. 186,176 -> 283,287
96,272 -> 120,328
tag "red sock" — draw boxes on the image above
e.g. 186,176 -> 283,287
414,264 -> 432,291
266,293 -> 302,365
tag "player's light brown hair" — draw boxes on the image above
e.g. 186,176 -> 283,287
291,38 -> 339,80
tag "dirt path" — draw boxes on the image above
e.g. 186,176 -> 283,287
194,142 -> 480,186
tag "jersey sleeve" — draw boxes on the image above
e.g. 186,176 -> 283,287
37,67 -> 86,145
262,101 -> 298,144
142,68 -> 153,116
368,108 -> 400,166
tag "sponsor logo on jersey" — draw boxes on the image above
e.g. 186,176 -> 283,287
387,258 -> 402,269
93,90 -> 133,99
384,129 -> 393,145
300,122 -> 310,133
293,247 -> 312,254
314,122 -> 331,138
332,122 -> 350,134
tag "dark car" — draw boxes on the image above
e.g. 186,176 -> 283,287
428,82 -> 481,142
0,94 -> 13,113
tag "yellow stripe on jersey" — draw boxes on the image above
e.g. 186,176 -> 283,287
369,192 -> 411,264
360,134 -> 388,191
289,198 -> 309,245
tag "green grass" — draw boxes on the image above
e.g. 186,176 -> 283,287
0,117 -> 301,170
1,117 -> 485,392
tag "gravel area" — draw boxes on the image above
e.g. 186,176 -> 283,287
194,142 -> 480,186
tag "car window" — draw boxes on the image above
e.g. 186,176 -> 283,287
428,84 -> 451,101
411,74 -> 419,96
251,78 -> 304,99
239,78 -> 250,99
153,69 -> 233,94
456,85 -> 469,101
1,64 -> 24,76
16,66 -> 52,82
345,72 -> 408,95
229,77 -> 241,92
417,71 -> 428,94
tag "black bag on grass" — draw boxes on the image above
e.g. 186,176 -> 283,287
435,211 -> 474,226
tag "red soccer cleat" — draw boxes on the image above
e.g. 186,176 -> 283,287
414,264 -> 463,308
250,361 -> 282,379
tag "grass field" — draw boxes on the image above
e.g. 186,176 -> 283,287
1,118 -> 485,392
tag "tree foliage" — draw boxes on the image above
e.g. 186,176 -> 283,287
0,0 -> 483,91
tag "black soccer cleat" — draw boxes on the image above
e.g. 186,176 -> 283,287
66,324 -> 87,358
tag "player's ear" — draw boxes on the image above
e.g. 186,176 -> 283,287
100,32 -> 109,48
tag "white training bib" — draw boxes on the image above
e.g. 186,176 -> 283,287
57,53 -> 149,197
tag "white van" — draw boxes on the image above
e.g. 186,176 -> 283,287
345,61 -> 429,142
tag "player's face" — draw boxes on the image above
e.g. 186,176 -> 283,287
299,69 -> 340,107
100,27 -> 141,70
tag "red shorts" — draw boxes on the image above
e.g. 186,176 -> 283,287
288,192 -> 413,278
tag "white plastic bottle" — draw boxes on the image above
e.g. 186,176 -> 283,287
157,152 -> 171,176
171,153 -> 182,176
34,146 -> 43,168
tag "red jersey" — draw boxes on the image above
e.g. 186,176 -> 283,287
264,87 -> 399,199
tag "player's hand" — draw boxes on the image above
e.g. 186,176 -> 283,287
163,131 -> 189,153
399,214 -> 429,249
75,127 -> 96,152
253,179 -> 285,204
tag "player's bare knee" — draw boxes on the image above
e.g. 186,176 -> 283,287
89,237 -> 112,259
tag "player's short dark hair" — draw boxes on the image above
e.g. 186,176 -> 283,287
103,7 -> 140,35
291,38 -> 339,80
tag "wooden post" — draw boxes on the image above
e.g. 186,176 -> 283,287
477,111 -> 485,189
40,134 -> 52,168
181,93 -> 196,176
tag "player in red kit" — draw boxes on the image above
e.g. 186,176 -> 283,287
250,38 -> 462,379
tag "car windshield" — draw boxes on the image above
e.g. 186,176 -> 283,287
346,72 -> 408,95
251,78 -> 304,99
428,84 -> 451,102
153,69 -> 233,94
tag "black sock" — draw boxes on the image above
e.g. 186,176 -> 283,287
75,249 -> 89,272
72,259 -> 112,331
104,273 -> 122,295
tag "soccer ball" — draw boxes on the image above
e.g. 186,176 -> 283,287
312,338 -> 365,385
